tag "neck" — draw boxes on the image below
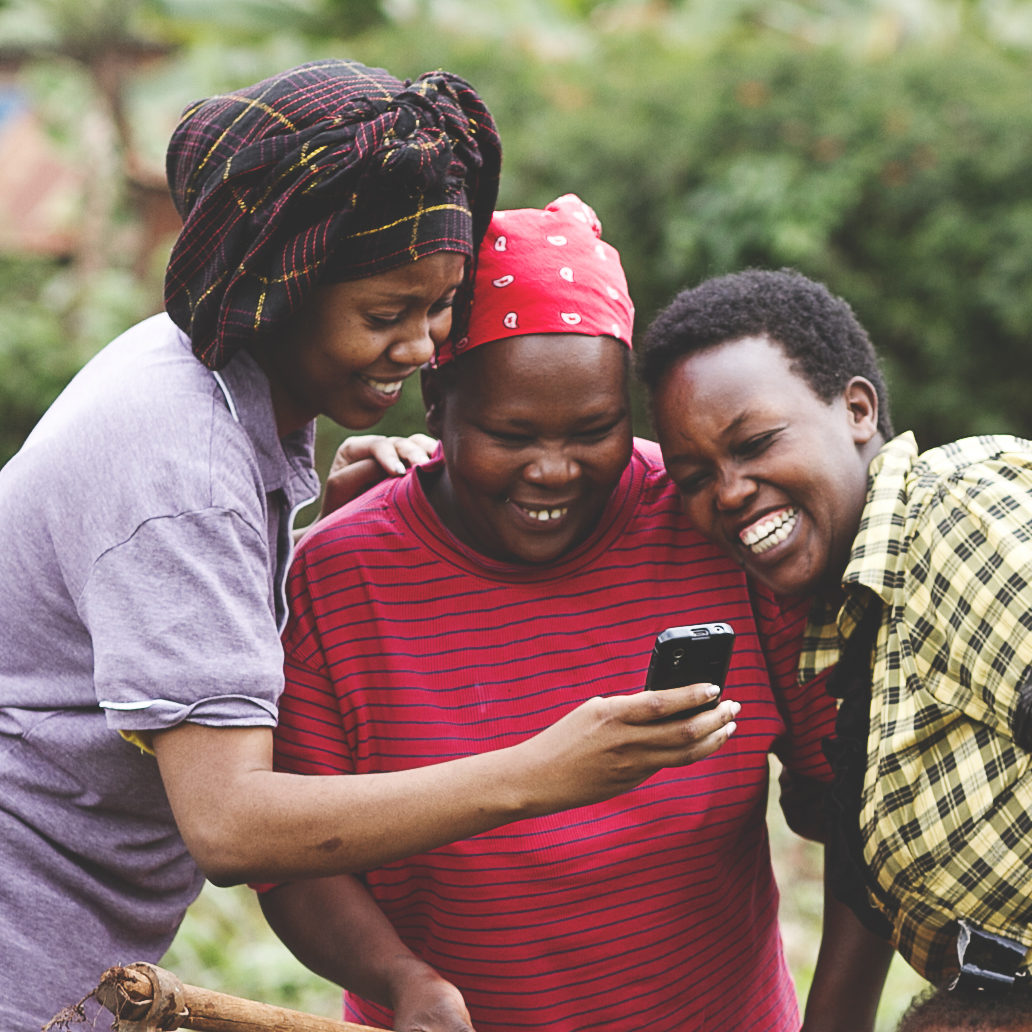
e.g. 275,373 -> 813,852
818,431 -> 887,602
250,343 -> 316,438
424,467 -> 475,550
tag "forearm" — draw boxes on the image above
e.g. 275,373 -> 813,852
154,684 -> 738,884
261,877 -> 473,1032
155,725 -> 535,884
260,876 -> 421,1005
801,852 -> 894,1032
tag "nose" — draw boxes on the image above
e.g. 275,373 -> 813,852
525,446 -> 581,489
389,318 -> 436,367
714,465 -> 757,511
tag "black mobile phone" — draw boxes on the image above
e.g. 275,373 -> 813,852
644,623 -> 735,714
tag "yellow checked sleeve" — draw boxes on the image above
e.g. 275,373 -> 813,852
901,455 -> 1032,745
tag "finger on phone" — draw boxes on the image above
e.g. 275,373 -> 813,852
619,683 -> 720,724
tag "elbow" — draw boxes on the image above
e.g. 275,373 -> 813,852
178,818 -> 264,886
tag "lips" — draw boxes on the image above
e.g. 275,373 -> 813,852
738,506 -> 799,555
511,500 -> 571,524
358,374 -> 404,397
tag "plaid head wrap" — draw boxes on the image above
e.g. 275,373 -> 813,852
164,59 -> 501,370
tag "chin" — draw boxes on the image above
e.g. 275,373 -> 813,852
332,407 -> 385,431
504,537 -> 570,566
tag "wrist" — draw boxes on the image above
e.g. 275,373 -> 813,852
488,739 -> 553,821
385,953 -> 450,1008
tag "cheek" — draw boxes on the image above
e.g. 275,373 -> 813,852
679,495 -> 718,538
595,446 -> 633,493
450,440 -> 518,499
314,319 -> 388,377
430,308 -> 454,344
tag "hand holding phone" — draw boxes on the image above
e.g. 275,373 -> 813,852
644,623 -> 735,716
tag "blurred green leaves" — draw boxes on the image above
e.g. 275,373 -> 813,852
6,1 -> 1032,468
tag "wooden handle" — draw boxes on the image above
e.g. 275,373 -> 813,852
94,963 -> 383,1032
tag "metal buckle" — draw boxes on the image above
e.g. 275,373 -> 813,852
949,920 -> 1028,996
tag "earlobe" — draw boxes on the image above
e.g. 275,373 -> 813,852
844,377 -> 880,444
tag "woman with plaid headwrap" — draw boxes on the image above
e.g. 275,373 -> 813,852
0,60 -> 501,1028
0,61 -> 746,1032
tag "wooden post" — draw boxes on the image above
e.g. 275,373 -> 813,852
90,962 -> 383,1032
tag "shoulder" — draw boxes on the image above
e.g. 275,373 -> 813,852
628,436 -> 716,535
618,438 -> 744,578
294,474 -> 411,572
906,436 -> 1032,542
909,435 -> 1032,500
2,315 -> 265,557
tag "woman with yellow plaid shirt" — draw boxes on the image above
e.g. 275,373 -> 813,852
641,269 -> 1032,1028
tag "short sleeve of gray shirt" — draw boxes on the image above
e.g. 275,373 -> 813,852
82,508 -> 283,730
0,313 -> 320,731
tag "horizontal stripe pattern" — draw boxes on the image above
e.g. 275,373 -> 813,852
275,442 -> 835,1031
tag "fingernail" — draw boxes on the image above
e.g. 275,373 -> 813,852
725,721 -> 737,737
706,684 -> 719,698
392,462 -> 406,475
731,701 -> 742,716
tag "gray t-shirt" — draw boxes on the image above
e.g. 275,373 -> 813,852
0,314 -> 319,1029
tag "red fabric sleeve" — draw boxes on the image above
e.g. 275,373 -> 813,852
749,578 -> 836,783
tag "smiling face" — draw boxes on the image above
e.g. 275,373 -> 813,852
651,335 -> 884,598
253,252 -> 466,436
424,334 -> 633,565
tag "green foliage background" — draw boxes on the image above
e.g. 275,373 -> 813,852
6,1 -> 1032,466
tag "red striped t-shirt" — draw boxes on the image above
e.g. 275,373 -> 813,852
275,440 -> 835,1032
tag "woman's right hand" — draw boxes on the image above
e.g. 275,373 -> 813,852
320,433 -> 437,519
513,684 -> 740,815
157,686 -> 738,882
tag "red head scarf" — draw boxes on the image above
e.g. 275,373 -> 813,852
435,193 -> 634,365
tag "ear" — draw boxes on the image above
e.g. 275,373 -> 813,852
843,377 -> 881,446
421,365 -> 446,438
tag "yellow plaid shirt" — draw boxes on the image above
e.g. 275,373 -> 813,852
800,432 -> 1032,983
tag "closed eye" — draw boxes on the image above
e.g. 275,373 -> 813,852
366,311 -> 404,328
677,471 -> 711,495
575,419 -> 623,441
485,429 -> 534,445
736,429 -> 780,458
430,293 -> 457,314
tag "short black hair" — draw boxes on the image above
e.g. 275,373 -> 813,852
639,269 -> 893,439
896,980 -> 1032,1031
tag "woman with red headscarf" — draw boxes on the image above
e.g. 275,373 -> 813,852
258,196 -> 873,1031
0,67 -> 718,1030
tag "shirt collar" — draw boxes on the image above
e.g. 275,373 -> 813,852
212,348 -> 318,504
798,432 -> 918,683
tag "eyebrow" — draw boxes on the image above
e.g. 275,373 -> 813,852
662,408 -> 752,464
365,279 -> 463,303
722,410 -> 753,437
482,406 -> 627,431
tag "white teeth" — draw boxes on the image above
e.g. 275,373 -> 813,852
740,508 -> 799,554
360,376 -> 403,396
524,507 -> 568,522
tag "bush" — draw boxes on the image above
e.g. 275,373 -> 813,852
357,23 -> 1032,447
7,12 -> 1032,461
